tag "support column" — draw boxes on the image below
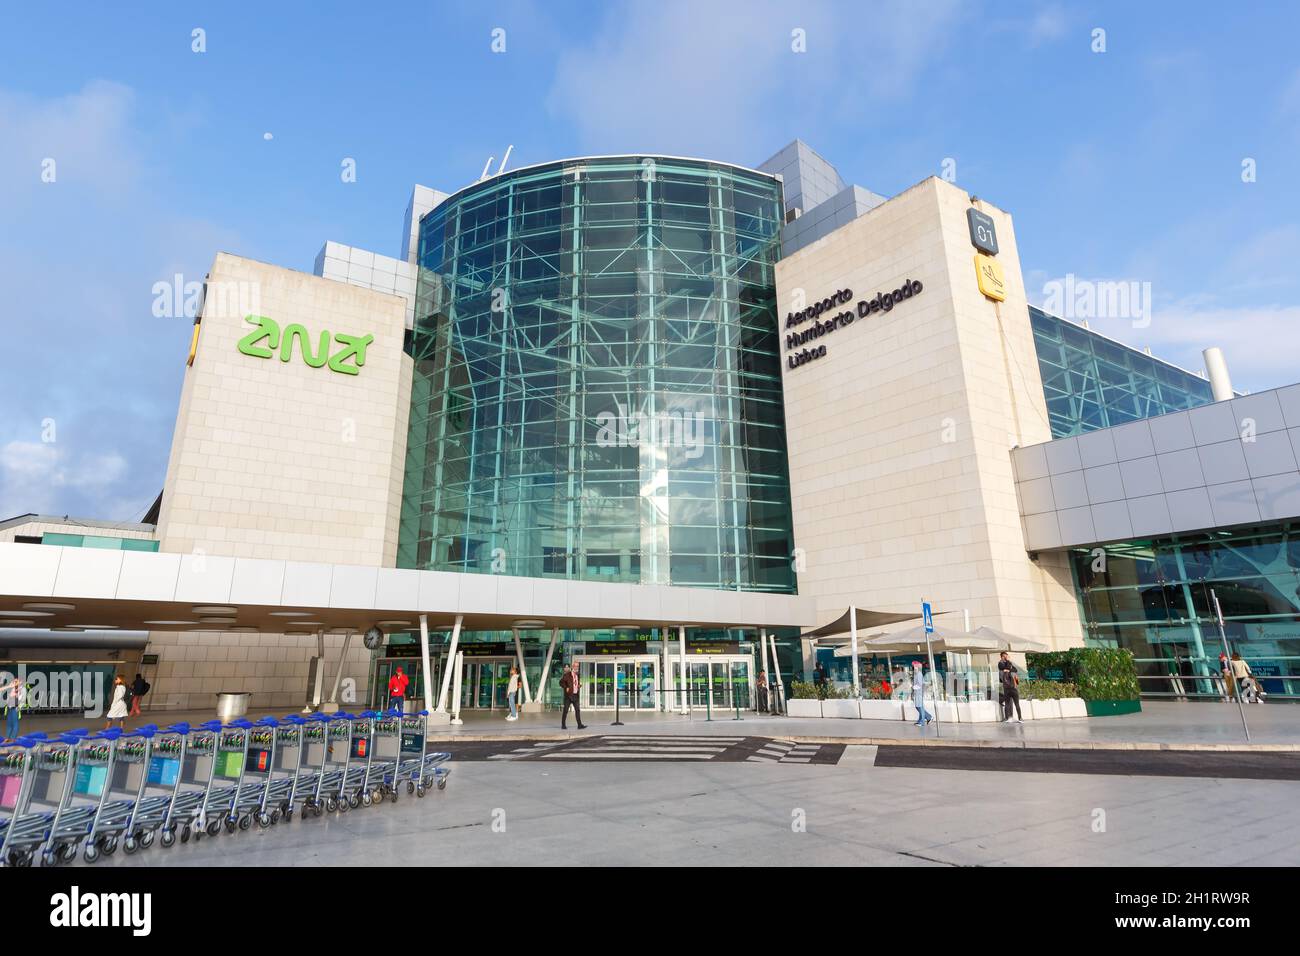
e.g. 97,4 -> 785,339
850,605 -> 860,698
533,626 -> 560,712
769,632 -> 786,715
434,615 -> 463,713
759,627 -> 770,713
661,627 -> 671,712
321,629 -> 354,714
450,650 -> 464,725
677,625 -> 688,715
419,614 -> 434,713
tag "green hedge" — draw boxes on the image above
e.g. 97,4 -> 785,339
1026,648 -> 1140,701
1019,679 -> 1079,700
789,680 -> 852,700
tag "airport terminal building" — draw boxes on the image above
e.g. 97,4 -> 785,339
4,140 -> 1300,712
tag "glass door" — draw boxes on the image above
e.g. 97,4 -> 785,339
729,659 -> 752,710
688,662 -> 709,707
634,660 -> 657,710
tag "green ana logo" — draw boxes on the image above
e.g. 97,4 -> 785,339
236,315 -> 374,376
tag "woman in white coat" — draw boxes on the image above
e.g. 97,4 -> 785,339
105,675 -> 129,729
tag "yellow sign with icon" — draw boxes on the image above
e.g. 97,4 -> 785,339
975,254 -> 1007,301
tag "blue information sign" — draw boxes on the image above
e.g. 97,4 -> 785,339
922,602 -> 934,633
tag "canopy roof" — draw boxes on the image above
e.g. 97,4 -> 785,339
801,606 -> 928,641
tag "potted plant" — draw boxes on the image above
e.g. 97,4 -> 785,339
1028,648 -> 1141,716
1019,679 -> 1080,719
786,681 -> 822,718
820,683 -> 860,719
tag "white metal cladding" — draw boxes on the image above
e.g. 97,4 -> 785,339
0,543 -> 817,632
1012,383 -> 1300,550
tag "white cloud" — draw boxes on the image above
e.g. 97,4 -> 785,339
545,0 -> 965,159
0,442 -> 130,516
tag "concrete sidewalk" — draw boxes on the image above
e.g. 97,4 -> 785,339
12,700 -> 1296,751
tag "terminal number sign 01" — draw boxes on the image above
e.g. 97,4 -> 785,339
966,208 -> 998,256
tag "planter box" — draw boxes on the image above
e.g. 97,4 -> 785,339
821,699 -> 861,719
859,699 -> 904,720
956,700 -> 1000,723
786,698 -> 822,718
1027,699 -> 1061,720
1059,697 -> 1088,719
1085,699 -> 1142,717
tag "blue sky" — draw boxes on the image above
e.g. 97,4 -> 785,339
2,1 -> 1298,522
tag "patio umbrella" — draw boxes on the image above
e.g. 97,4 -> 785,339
969,625 -> 1050,654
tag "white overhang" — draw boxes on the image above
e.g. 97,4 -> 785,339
0,543 -> 817,635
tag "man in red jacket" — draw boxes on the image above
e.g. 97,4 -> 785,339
388,667 -> 409,712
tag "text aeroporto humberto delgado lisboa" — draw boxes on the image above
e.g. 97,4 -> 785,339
783,278 -> 924,369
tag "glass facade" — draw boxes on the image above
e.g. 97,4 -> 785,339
1030,306 -> 1215,438
398,156 -> 796,592
1071,523 -> 1300,700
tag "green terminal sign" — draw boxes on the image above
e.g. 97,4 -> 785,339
236,314 -> 374,376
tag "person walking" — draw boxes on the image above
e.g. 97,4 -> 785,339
129,673 -> 149,716
104,675 -> 128,730
911,661 -> 932,727
756,670 -> 769,713
387,666 -> 409,713
506,664 -> 520,721
997,651 -> 1023,722
3,678 -> 22,742
559,663 -> 587,730
1231,653 -> 1265,703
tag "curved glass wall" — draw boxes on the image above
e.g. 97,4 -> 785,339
398,156 -> 796,592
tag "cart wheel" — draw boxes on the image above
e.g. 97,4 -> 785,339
349,793 -> 361,809
83,843 -> 99,864
183,825 -> 195,843
269,808 -> 281,825
406,781 -> 415,795
279,800 -> 291,817
17,852 -> 32,868
40,850 -> 56,868
389,790 -> 398,804
123,837 -> 138,854
416,785 -> 426,798
361,791 -> 373,808
437,777 -> 447,791
141,830 -> 155,849
238,814 -> 252,831
324,797 -> 338,813
101,837 -> 118,856
283,808 -> 294,823
161,829 -> 176,848
59,843 -> 77,863
257,812 -> 271,829
207,819 -> 222,837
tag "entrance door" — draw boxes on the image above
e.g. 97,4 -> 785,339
667,657 -> 753,711
580,661 -> 614,710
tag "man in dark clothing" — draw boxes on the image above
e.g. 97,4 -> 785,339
559,663 -> 587,730
997,652 -> 1022,722
129,673 -> 149,716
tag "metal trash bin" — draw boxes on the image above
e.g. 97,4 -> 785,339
215,691 -> 252,723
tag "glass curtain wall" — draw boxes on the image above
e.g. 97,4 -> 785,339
399,157 -> 796,592
1030,306 -> 1215,438
1071,523 -> 1300,699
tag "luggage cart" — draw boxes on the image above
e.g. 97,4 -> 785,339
0,734 -> 72,867
305,712 -> 356,815
212,718 -> 263,834
341,712 -> 379,809
275,714 -> 315,822
377,709 -> 450,799
146,723 -> 208,848
161,721 -> 231,844
89,725 -> 160,857
243,716 -> 296,828
358,710 -> 402,804
118,723 -> 190,853
23,732 -> 92,867
67,730 -> 138,863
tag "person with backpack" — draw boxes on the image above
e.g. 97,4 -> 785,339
129,673 -> 150,716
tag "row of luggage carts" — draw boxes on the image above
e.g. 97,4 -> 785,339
0,709 -> 451,867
